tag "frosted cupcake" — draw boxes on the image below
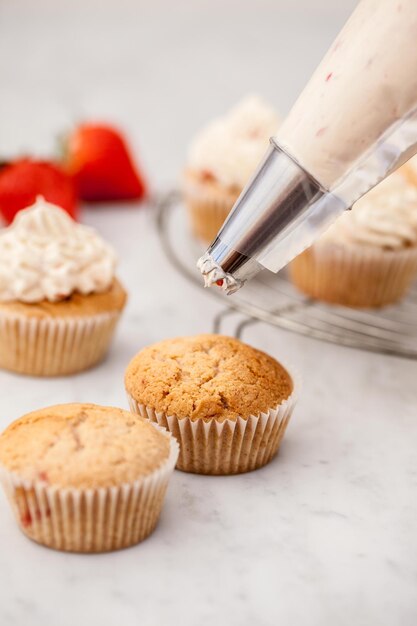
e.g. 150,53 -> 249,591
125,334 -> 297,475
0,403 -> 179,552
290,172 -> 417,308
0,196 -> 127,375
183,96 -> 280,243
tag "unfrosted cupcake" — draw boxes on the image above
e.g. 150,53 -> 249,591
290,172 -> 417,308
0,403 -> 179,552
125,334 -> 296,476
183,96 -> 280,243
0,196 -> 127,375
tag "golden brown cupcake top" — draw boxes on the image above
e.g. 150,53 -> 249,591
0,278 -> 127,319
0,403 -> 170,488
125,334 -> 293,422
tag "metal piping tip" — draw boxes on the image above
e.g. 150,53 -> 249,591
195,106 -> 413,294
196,141 -> 343,295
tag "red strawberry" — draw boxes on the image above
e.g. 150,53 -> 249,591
65,123 -> 147,202
0,159 -> 78,225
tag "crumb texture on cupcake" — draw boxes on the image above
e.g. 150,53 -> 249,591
125,334 -> 293,422
0,403 -> 170,489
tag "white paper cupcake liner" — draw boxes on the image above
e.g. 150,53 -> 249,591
0,424 -> 179,553
127,376 -> 298,475
0,310 -> 122,376
290,243 -> 417,308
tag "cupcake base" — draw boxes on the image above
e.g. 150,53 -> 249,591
182,171 -> 240,244
0,311 -> 121,377
127,390 -> 297,476
290,243 -> 417,308
0,427 -> 179,553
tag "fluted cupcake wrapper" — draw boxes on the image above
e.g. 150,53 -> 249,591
0,310 -> 122,376
290,243 -> 417,308
183,174 -> 240,244
127,384 -> 298,476
0,425 -> 179,553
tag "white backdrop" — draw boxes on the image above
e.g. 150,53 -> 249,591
0,0 -> 357,183
1,3 -> 417,626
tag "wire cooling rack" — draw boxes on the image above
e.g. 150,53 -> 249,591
155,191 -> 417,359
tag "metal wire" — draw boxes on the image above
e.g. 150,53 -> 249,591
155,191 -> 417,359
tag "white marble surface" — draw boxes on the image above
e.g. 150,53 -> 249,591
0,1 -> 417,625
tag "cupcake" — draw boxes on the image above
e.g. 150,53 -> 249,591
290,172 -> 417,308
0,196 -> 127,376
183,96 -> 280,243
401,154 -> 417,189
125,334 -> 297,476
0,403 -> 179,552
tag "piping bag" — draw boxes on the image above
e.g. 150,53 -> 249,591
198,0 -> 417,294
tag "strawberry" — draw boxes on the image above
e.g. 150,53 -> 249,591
0,159 -> 78,224
64,123 -> 147,202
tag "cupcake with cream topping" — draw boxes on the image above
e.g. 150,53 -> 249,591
0,196 -> 127,375
290,172 -> 417,307
183,95 -> 280,243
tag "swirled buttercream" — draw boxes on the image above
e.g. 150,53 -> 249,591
0,197 -> 116,303
321,173 -> 417,249
187,95 -> 280,189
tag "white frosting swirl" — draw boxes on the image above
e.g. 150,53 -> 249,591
0,197 -> 117,303
321,172 -> 417,250
187,95 -> 280,189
